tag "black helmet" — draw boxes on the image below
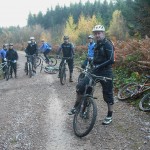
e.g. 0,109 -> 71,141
63,36 -> 69,40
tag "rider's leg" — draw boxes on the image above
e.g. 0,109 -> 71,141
13,62 -> 17,78
32,56 -> 36,73
68,58 -> 74,82
43,49 -> 50,63
100,79 -> 114,125
68,77 -> 89,115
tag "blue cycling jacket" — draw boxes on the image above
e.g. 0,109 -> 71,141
0,49 -> 7,59
40,42 -> 52,52
87,42 -> 95,59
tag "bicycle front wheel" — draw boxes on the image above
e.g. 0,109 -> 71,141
60,65 -> 66,85
73,96 -> 97,137
118,83 -> 139,100
48,57 -> 57,66
29,63 -> 32,78
5,66 -> 10,81
139,93 -> 150,112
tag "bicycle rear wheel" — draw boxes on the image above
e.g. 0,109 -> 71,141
48,57 -> 57,66
60,65 -> 66,85
73,96 -> 97,137
139,93 -> 150,112
118,83 -> 139,100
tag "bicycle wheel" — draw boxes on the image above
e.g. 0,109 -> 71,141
48,57 -> 57,66
78,72 -> 85,83
5,66 -> 10,81
139,93 -> 150,112
44,67 -> 57,74
35,56 -> 41,67
118,83 -> 140,100
73,96 -> 97,137
29,63 -> 32,78
60,65 -> 66,85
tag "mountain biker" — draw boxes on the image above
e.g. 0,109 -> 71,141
57,35 -> 75,82
68,25 -> 115,125
81,35 -> 95,69
25,37 -> 38,74
39,39 -> 52,64
0,44 -> 8,63
0,44 -> 8,74
6,43 -> 18,78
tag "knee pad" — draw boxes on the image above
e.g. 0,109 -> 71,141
103,91 -> 114,105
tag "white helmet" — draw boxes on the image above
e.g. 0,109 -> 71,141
30,37 -> 35,40
92,25 -> 105,32
88,35 -> 94,39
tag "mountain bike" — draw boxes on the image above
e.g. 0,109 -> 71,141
36,53 -> 57,68
139,93 -> 150,112
60,57 -> 71,85
73,70 -> 112,137
25,55 -> 35,78
118,75 -> 150,100
0,60 -> 12,81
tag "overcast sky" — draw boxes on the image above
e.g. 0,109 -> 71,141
0,0 -> 97,27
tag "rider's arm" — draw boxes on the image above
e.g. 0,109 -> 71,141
93,42 -> 114,70
57,44 -> 62,55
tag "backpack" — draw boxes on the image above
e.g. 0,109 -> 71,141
106,39 -> 116,62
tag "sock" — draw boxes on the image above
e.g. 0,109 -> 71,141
107,111 -> 113,117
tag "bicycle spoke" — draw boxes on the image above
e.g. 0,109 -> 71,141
73,97 -> 97,137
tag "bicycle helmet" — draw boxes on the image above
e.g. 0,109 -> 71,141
88,35 -> 94,39
63,36 -> 69,40
3,44 -> 7,48
9,43 -> 13,46
30,37 -> 35,40
92,25 -> 105,32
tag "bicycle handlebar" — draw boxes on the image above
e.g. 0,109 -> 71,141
89,73 -> 112,81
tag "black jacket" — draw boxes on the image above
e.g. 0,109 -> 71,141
93,38 -> 114,71
25,42 -> 38,55
57,42 -> 75,58
6,49 -> 18,61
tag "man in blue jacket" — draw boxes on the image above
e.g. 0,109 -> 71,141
68,25 -> 115,125
39,39 -> 52,64
0,44 -> 8,63
81,35 -> 95,69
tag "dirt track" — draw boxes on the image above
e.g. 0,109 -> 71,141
0,52 -> 149,150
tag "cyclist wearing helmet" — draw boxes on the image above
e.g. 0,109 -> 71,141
81,35 -> 95,69
25,37 -> 38,74
0,44 -> 8,63
6,43 -> 18,78
68,25 -> 114,125
39,39 -> 52,64
57,36 -> 75,82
